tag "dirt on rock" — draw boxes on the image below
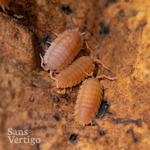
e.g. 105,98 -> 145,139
0,0 -> 150,150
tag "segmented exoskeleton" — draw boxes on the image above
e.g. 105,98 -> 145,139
55,42 -> 109,88
74,75 -> 116,126
40,28 -> 84,80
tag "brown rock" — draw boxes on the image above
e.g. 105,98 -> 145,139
0,0 -> 150,150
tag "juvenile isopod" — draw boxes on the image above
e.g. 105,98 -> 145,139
40,28 -> 84,80
55,56 -> 94,88
54,42 -> 109,88
0,0 -> 10,11
74,75 -> 116,126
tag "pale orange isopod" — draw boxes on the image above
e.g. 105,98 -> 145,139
74,75 -> 116,126
55,56 -> 94,88
0,0 -> 10,11
40,28 -> 84,80
54,42 -> 109,88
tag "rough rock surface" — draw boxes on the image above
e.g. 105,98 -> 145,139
0,0 -> 150,150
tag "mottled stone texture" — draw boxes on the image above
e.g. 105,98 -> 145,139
0,0 -> 150,150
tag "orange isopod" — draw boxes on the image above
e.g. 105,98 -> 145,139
74,75 -> 116,126
54,42 -> 109,88
55,56 -> 94,88
0,0 -> 10,11
40,28 -> 84,80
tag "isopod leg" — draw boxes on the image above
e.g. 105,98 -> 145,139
50,31 -> 58,37
39,54 -> 45,69
76,27 -> 79,31
1,6 -> 5,11
86,42 -> 110,71
94,59 -> 110,71
50,71 -> 59,87
39,54 -> 49,71
96,75 -> 116,81
85,42 -> 94,59
80,32 -> 85,36
6,6 -> 9,10
46,41 -> 52,45
50,71 -> 57,80
89,72 -> 93,77
84,71 -> 93,77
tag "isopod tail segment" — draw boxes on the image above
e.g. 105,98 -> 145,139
74,75 -> 116,126
85,42 -> 110,71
